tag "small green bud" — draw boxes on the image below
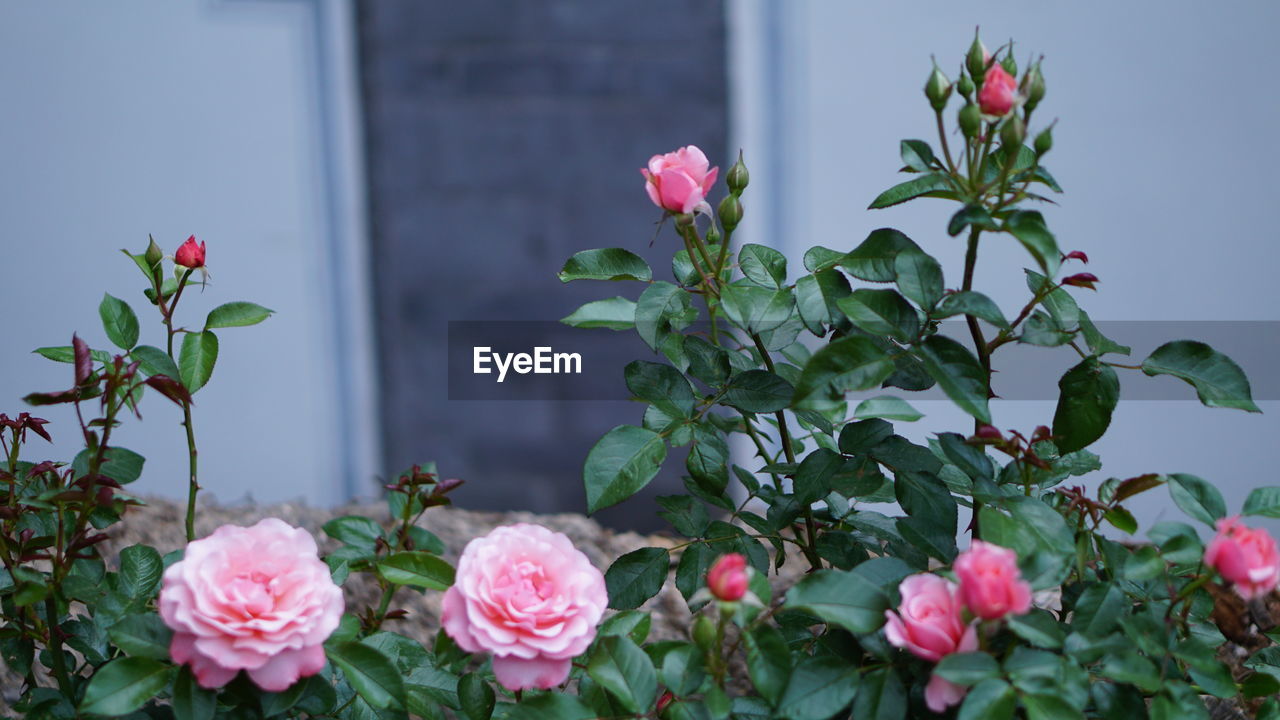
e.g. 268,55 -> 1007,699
1023,63 -> 1046,113
1034,125 -> 1053,156
1001,114 -> 1026,156
717,195 -> 743,231
957,73 -> 975,99
726,150 -> 749,194
1001,42 -> 1017,76
925,63 -> 953,112
144,236 -> 164,268
958,102 -> 981,139
966,30 -> 989,81
705,225 -> 722,246
692,615 -> 717,652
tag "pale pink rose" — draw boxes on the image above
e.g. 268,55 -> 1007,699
1205,515 -> 1280,600
441,524 -> 607,691
706,553 -> 748,602
639,145 -> 719,214
884,574 -> 979,712
978,64 -> 1017,117
158,518 -> 344,691
954,540 -> 1032,621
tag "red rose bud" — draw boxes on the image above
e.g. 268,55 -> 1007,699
1062,273 -> 1099,290
706,552 -> 748,602
175,235 -> 206,269
978,64 -> 1017,117
1064,250 -> 1089,264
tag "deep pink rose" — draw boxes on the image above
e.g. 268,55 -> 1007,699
1205,516 -> 1280,600
640,145 -> 719,214
441,523 -> 607,691
158,518 -> 344,691
884,574 -> 978,713
954,540 -> 1032,621
175,235 -> 206,269
978,64 -> 1017,117
706,553 -> 748,602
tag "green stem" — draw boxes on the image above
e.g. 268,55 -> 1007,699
44,594 -> 73,695
935,110 -> 958,174
162,269 -> 201,543
961,228 -> 991,424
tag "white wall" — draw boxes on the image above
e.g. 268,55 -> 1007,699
0,1 -> 376,506
731,0 -> 1280,535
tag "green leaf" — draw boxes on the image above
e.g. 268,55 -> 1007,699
935,652 -> 1000,687
1007,609 -> 1065,649
868,173 -> 954,210
936,291 -> 1010,328
377,551 -> 455,590
686,425 -> 729,495
172,666 -> 216,720
323,515 -> 384,550
899,139 -> 936,172
119,544 -> 163,602
794,269 -> 852,335
505,695 -> 596,720
744,624 -> 791,705
840,228 -> 922,282
948,204 -> 999,237
720,285 -> 794,334
979,498 -> 1073,589
584,425 -> 667,513
851,668 -> 906,720
1025,270 -> 1079,331
178,330 -> 219,394
1244,487 -> 1280,518
587,636 -> 657,714
558,248 -> 652,282
1166,473 -> 1226,527
261,673 -> 311,716
914,335 -> 990,424
205,301 -> 274,329
1149,683 -> 1211,720
99,293 -> 140,351
803,245 -> 847,273
1022,693 -> 1084,720
1078,310 -> 1130,356
560,297 -> 637,331
73,446 -> 146,485
79,657 -> 172,717
957,678 -> 1015,720
1071,582 -> 1126,638
636,281 -> 695,351
626,360 -> 695,418
604,547 -> 669,610
837,289 -> 919,341
107,613 -> 172,660
784,566 -> 891,634
894,251 -> 944,310
457,673 -> 495,720
130,345 -> 180,380
739,243 -> 788,288
326,640 -> 406,711
660,644 -> 707,696
1142,340 -> 1260,412
838,418 -> 893,454
35,345 -> 112,365
1051,357 -> 1119,453
1100,649 -> 1162,692
656,495 -> 710,538
792,336 -> 895,409
853,395 -> 923,422
775,656 -> 860,720
722,370 -> 793,413
1003,210 -> 1060,277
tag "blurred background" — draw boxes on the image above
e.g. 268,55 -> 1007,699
0,1 -> 1275,534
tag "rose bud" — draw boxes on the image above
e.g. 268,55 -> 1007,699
966,31 -> 989,81
884,574 -> 978,712
1022,63 -> 1046,113
159,519 -> 343,691
958,103 -> 981,139
1001,114 -> 1026,157
956,72 -> 975,99
1033,126 -> 1053,156
640,146 -> 719,215
954,540 -> 1032,621
707,552 -> 749,602
717,195 -> 743,231
974,424 -> 1004,442
726,150 -> 749,194
1204,516 -> 1280,600
1064,250 -> 1089,264
1062,273 -> 1099,290
925,62 -> 953,112
1001,50 -> 1017,77
657,691 -> 675,715
174,235 -> 207,269
442,524 -> 606,691
978,64 -> 1018,117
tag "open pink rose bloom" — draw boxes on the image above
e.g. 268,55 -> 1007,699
442,523 -> 607,691
954,539 -> 1032,620
884,573 -> 978,713
1205,515 -> 1280,600
639,145 -> 719,214
158,518 -> 344,691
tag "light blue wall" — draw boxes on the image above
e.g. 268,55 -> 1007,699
0,1 -> 374,506
731,1 -> 1280,535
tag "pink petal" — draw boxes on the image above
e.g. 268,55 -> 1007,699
925,672 -> 967,712
491,654 -> 571,691
246,645 -> 327,693
441,586 -> 484,654
171,633 -> 237,689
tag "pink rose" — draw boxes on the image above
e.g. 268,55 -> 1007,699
1205,515 -> 1280,600
640,145 -> 719,214
706,553 -> 748,602
158,518 -> 344,691
884,573 -> 978,713
978,64 -> 1017,117
954,540 -> 1032,621
175,235 -> 206,269
441,523 -> 606,691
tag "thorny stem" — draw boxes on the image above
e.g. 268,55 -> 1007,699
160,269 -> 201,542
